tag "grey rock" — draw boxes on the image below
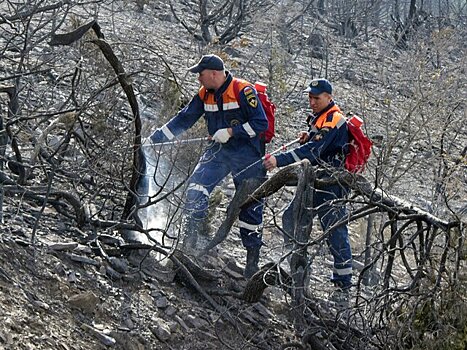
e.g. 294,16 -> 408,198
254,302 -> 274,318
224,257 -> 244,275
167,321 -> 179,333
108,257 -> 128,273
174,315 -> 190,332
155,296 -> 168,309
47,241 -> 78,251
67,271 -> 78,283
157,14 -> 173,22
66,253 -> 100,266
150,321 -> 171,342
68,291 -> 99,314
106,265 -> 122,280
164,305 -> 177,316
223,266 -> 244,279
185,314 -> 209,329
82,324 -> 116,346
32,300 -> 50,310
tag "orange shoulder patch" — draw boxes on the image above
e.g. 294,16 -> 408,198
322,112 -> 344,128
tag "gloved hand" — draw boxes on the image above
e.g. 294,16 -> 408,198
212,128 -> 232,143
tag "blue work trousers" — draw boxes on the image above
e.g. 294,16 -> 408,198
283,183 -> 352,288
185,142 -> 265,249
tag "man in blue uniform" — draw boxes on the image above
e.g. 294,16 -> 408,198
150,54 -> 268,278
263,79 -> 353,292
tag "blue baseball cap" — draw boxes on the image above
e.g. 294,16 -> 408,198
304,78 -> 333,95
188,54 -> 225,73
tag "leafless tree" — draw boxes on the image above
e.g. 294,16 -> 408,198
0,1 -> 465,349
169,0 -> 274,45
0,1 -> 196,237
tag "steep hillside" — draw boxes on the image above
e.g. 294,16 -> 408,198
0,1 -> 466,349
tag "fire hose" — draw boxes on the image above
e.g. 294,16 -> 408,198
143,136 -> 300,176
142,137 -> 210,147
232,138 -> 301,178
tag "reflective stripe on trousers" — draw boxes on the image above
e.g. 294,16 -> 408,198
184,143 -> 265,248
282,183 -> 352,287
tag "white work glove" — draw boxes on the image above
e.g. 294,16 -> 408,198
212,128 -> 231,143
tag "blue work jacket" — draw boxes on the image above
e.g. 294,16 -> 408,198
275,102 -> 349,168
150,72 -> 268,155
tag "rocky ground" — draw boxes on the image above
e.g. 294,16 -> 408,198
0,170 -> 373,350
0,204 -> 341,350
1,1 -> 465,349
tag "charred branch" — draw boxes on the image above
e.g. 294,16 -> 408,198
48,20 -> 145,224
243,162 -> 457,231
0,0 -> 72,25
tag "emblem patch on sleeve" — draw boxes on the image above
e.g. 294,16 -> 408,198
230,119 -> 241,127
313,128 -> 329,141
244,87 -> 258,108
313,134 -> 323,141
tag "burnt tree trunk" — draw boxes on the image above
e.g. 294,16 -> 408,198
288,160 -> 315,329
49,20 -> 145,226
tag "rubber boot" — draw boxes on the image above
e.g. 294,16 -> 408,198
244,247 -> 260,279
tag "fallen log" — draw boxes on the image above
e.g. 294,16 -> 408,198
242,161 -> 458,231
242,262 -> 292,303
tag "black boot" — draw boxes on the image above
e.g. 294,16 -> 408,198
244,247 -> 260,278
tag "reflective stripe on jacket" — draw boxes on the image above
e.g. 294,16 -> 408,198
150,72 -> 268,154
275,101 -> 349,168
